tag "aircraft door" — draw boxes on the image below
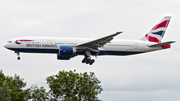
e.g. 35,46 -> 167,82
134,43 -> 138,50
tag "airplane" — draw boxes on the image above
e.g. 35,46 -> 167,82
3,16 -> 175,65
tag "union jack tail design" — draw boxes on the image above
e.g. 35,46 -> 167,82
141,16 -> 171,43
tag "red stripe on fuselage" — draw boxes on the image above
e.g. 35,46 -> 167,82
17,40 -> 34,42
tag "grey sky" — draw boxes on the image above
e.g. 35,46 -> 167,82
0,0 -> 180,101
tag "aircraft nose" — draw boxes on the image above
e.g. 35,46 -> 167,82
3,43 -> 7,48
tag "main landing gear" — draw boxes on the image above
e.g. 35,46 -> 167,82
82,50 -> 95,65
82,56 -> 95,65
15,51 -> 20,60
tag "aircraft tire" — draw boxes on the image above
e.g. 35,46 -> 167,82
17,57 -> 20,60
85,59 -> 89,64
82,59 -> 85,63
89,59 -> 95,65
92,59 -> 95,63
89,61 -> 93,65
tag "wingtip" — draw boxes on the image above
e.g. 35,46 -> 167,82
116,31 -> 123,34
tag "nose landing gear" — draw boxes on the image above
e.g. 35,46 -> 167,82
15,51 -> 20,60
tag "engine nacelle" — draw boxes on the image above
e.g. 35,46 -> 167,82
57,45 -> 76,60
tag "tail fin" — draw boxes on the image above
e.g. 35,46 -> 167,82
140,16 -> 171,43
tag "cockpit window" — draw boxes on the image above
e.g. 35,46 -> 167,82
7,41 -> 12,43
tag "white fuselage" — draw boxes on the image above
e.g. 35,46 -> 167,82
4,37 -> 162,56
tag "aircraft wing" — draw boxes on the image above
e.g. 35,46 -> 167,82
75,32 -> 122,50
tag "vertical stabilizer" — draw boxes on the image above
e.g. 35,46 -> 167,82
140,16 -> 171,43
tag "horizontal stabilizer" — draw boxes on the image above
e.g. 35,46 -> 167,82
148,41 -> 175,47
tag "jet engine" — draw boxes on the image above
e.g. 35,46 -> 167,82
57,45 -> 76,60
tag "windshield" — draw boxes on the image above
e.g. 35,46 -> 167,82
7,41 -> 12,43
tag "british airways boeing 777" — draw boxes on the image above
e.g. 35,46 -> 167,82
4,16 -> 175,65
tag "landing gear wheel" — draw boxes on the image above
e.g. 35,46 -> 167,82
82,59 -> 85,63
85,60 -> 89,64
89,61 -> 93,65
17,57 -> 20,60
81,57 -> 95,65
89,59 -> 95,65
92,59 -> 95,63
88,59 -> 91,63
81,51 -> 96,65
